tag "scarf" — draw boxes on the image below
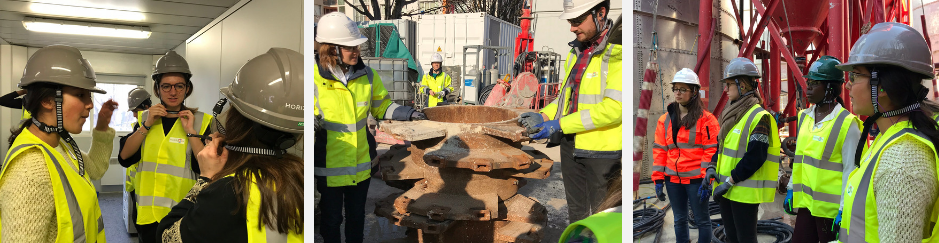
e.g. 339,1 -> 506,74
718,92 -> 762,142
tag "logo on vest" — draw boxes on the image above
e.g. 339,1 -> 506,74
169,137 -> 185,144
733,128 -> 741,134
585,72 -> 598,78
813,136 -> 824,142
846,185 -> 853,196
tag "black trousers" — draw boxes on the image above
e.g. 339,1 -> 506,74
316,177 -> 371,243
793,208 -> 837,243
559,134 -> 622,223
717,197 -> 760,243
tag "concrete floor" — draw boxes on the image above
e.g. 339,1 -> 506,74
314,142 -> 571,243
634,183 -> 796,243
99,192 -> 138,243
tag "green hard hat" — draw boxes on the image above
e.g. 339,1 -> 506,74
803,56 -> 844,81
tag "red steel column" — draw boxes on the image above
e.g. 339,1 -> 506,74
699,0 -> 713,107
830,0 -> 851,112
771,40 -> 781,113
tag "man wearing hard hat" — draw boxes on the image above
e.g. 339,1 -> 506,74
420,53 -> 453,107
517,0 -> 623,228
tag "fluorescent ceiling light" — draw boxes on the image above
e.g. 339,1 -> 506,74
30,4 -> 145,21
23,18 -> 151,39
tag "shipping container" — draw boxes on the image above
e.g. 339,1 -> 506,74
357,19 -> 418,60
418,13 -> 521,104
363,57 -> 413,104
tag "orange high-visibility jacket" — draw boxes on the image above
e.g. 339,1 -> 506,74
652,108 -> 720,184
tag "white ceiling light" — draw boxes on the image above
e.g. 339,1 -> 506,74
23,18 -> 151,39
30,3 -> 145,22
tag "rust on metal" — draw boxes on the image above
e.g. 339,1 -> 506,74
374,105 -> 551,242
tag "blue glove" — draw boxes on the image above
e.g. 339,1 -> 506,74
784,189 -> 796,215
530,120 -> 561,140
655,183 -> 667,201
518,112 -> 545,133
833,210 -> 842,231
697,181 -> 711,202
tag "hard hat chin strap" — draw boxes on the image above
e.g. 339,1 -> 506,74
210,98 -> 288,158
30,87 -> 86,176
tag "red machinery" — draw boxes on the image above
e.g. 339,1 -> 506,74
698,0 -> 917,137
483,0 -> 564,110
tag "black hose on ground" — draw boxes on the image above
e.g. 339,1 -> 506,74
711,217 -> 794,243
633,203 -> 669,239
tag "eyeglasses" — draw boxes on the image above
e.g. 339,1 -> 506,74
806,80 -> 823,87
672,88 -> 691,94
339,45 -> 360,52
848,72 -> 871,84
160,83 -> 188,92
567,11 -> 592,26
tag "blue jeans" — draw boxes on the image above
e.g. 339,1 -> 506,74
665,180 -> 712,243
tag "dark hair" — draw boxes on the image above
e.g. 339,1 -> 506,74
674,85 -> 704,130
153,73 -> 195,111
136,98 -> 153,110
737,76 -> 765,105
863,65 -> 939,164
823,81 -> 846,107
9,83 -> 59,146
212,108 -> 303,234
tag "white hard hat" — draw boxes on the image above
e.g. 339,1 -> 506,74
314,12 -> 367,47
671,68 -> 700,86
559,0 -> 607,20
430,53 -> 443,63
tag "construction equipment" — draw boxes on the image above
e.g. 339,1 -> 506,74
374,105 -> 552,242
461,45 -> 511,105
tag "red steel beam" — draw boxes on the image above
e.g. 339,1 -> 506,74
698,0 -> 713,107
731,0 -> 747,42
741,0 -> 781,57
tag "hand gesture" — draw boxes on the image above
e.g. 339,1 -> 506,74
95,99 -> 118,131
197,133 -> 228,179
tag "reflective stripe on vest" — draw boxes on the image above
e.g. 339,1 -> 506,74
223,174 -> 303,243
313,65 -> 381,187
420,72 -> 452,108
125,163 -> 137,192
135,110 -> 211,225
0,128 -> 105,242
792,108 -> 856,218
715,105 -> 781,204
839,125 -> 939,243
650,115 -> 715,178
540,43 -> 622,159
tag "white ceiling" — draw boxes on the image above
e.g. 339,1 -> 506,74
0,0 -> 241,55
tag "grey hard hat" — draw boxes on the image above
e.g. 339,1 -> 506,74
723,57 -> 762,80
127,87 -> 151,111
836,22 -> 935,79
153,51 -> 192,81
220,48 -> 303,134
19,45 -> 106,94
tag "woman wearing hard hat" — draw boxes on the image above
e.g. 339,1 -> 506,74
0,45 -> 118,242
419,53 -> 453,107
651,68 -> 720,243
773,56 -> 861,243
156,48 -> 303,243
314,12 -> 427,243
705,57 -> 781,243
120,50 -> 214,243
118,87 -> 153,236
835,22 -> 939,242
